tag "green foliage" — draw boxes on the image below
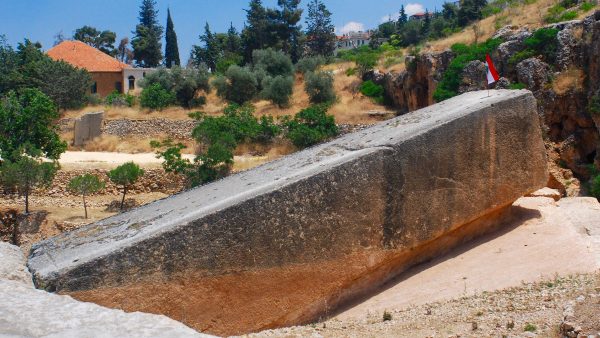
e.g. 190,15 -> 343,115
107,162 -> 144,211
216,54 -> 243,74
305,0 -> 337,57
132,0 -> 163,67
345,67 -> 357,77
545,4 -> 578,23
0,157 -> 58,214
0,89 -> 66,162
296,56 -> 326,74
458,0 -> 487,27
508,49 -> 536,65
67,174 -> 105,218
590,174 -> 600,199
261,75 -> 294,107
0,38 -> 91,110
588,92 -> 600,115
523,323 -> 537,332
141,66 -> 210,108
509,82 -> 527,89
215,65 -> 258,104
140,83 -> 176,110
360,80 -> 385,104
523,28 -> 560,63
252,48 -> 294,78
105,91 -> 135,107
383,311 -> 392,321
304,71 -> 336,104
284,104 -> 338,148
433,38 -> 503,102
581,2 -> 595,11
73,25 -> 117,56
153,104 -> 280,187
164,9 -> 181,68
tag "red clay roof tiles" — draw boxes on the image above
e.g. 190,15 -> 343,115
47,40 -> 130,72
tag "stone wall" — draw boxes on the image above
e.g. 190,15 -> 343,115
28,90 -> 547,335
73,112 -> 104,146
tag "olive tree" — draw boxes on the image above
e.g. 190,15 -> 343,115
0,157 -> 58,214
107,162 -> 144,211
67,174 -> 105,218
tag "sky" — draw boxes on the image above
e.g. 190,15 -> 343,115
0,0 -> 445,63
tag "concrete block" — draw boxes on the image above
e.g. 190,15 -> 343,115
73,111 -> 104,146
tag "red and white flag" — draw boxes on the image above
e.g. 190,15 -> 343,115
486,53 -> 500,85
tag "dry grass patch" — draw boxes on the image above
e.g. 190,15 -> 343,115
552,66 -> 584,95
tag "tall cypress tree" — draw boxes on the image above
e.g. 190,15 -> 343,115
397,5 -> 408,29
192,23 -> 221,72
276,0 -> 303,62
165,8 -> 180,68
226,23 -> 242,55
132,0 -> 163,67
305,0 -> 336,57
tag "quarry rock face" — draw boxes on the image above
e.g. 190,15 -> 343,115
28,90 -> 547,335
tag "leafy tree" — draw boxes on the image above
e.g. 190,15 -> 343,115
261,75 -> 294,107
117,37 -> 134,64
30,58 -> 92,110
422,9 -> 432,35
0,89 -> 66,162
140,83 -> 176,110
0,157 -> 58,214
273,0 -> 304,62
360,80 -> 385,103
193,23 -> 221,72
296,55 -> 326,74
304,71 -> 336,104
164,8 -> 181,68
67,174 -> 105,218
73,26 -> 117,56
458,0 -> 487,27
442,2 -> 459,22
132,0 -> 163,67
214,65 -> 258,104
241,0 -> 269,62
141,66 -> 210,108
399,20 -> 423,47
284,104 -> 338,148
53,31 -> 65,46
225,23 -> 242,55
305,0 -> 336,57
252,48 -> 294,78
107,162 -> 144,211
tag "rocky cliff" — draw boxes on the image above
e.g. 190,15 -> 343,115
379,11 -> 600,190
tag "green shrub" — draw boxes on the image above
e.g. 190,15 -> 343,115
345,67 -> 357,76
509,82 -> 527,89
284,104 -> 338,148
86,93 -> 102,105
524,28 -> 559,62
508,49 -> 536,65
524,323 -> 537,332
296,56 -> 326,74
189,96 -> 206,108
433,38 -> 503,102
360,80 -> 385,104
217,65 -> 258,104
581,2 -> 595,11
305,71 -> 336,104
140,83 -> 176,110
105,91 -> 135,107
154,104 -> 281,187
252,48 -> 294,78
67,173 -> 104,219
589,93 -> 600,115
141,66 -> 210,108
383,311 -> 393,321
261,75 -> 294,107
545,3 -> 577,23
216,54 -> 243,74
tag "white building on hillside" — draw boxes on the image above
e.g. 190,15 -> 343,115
335,31 -> 372,53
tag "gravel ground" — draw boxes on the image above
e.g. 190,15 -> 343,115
244,273 -> 600,338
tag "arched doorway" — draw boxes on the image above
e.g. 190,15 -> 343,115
128,76 -> 136,91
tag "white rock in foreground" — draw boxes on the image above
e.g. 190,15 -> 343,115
0,242 -> 33,287
0,242 -> 212,338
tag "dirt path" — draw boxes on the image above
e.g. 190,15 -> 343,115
58,151 -> 275,171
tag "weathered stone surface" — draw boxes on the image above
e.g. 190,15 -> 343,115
28,90 -> 547,334
73,111 -> 104,146
0,279 -> 211,338
459,60 -> 487,94
516,58 -> 551,93
0,242 -> 32,287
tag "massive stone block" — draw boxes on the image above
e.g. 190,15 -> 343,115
73,111 -> 104,146
28,90 -> 548,335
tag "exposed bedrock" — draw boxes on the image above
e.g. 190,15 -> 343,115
28,90 -> 547,335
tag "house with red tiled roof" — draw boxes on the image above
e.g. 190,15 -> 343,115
48,40 -> 152,97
